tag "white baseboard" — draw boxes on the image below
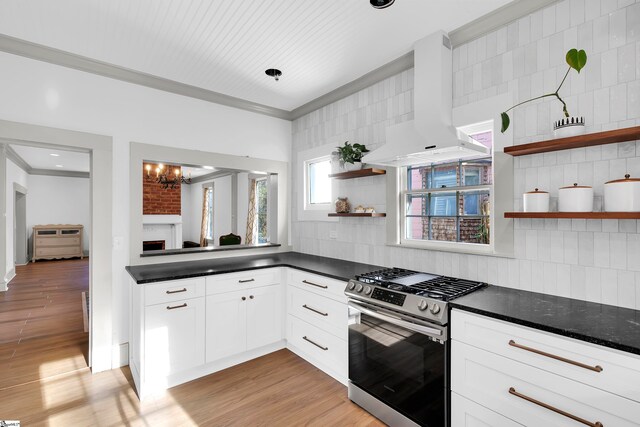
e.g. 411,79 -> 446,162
286,342 -> 347,386
2,268 -> 16,291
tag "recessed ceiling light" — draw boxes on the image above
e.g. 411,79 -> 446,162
50,153 -> 60,157
370,0 -> 395,9
203,166 -> 214,170
265,68 -> 282,82
55,164 -> 64,168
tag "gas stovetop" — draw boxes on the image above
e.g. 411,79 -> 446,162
346,267 -> 487,324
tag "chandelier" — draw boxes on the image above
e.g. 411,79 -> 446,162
145,163 -> 192,189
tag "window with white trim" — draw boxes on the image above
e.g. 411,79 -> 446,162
304,156 -> 332,210
400,126 -> 493,247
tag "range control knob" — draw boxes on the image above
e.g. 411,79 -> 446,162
364,286 -> 372,295
430,304 -> 441,314
348,282 -> 356,290
356,284 -> 364,293
418,300 -> 429,311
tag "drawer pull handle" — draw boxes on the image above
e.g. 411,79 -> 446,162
509,340 -> 603,372
166,303 -> 187,310
303,335 -> 328,351
302,280 -> 328,289
509,387 -> 603,427
303,304 -> 328,317
239,278 -> 255,283
166,288 -> 187,294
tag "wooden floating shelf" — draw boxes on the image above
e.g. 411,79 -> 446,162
328,213 -> 387,217
504,126 -> 640,157
328,168 -> 386,179
504,212 -> 640,219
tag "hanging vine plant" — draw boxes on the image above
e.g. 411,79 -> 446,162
500,48 -> 587,133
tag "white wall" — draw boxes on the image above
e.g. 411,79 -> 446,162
26,175 -> 90,255
291,0 -> 640,309
5,158 -> 29,280
237,172 -> 250,240
0,51 -> 291,367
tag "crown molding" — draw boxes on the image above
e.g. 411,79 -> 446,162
449,0 -> 560,47
5,143 -> 31,172
289,52 -> 414,120
0,34 -> 291,120
2,141 -> 89,178
0,0 -> 559,123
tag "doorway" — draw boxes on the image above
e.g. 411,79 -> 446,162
14,185 -> 27,265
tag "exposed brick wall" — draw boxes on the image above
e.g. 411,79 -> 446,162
143,163 -> 182,215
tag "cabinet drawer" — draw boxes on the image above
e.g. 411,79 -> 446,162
206,268 -> 280,295
35,247 -> 80,256
36,237 -> 80,247
451,392 -> 524,427
451,309 -> 640,403
144,277 -> 205,306
288,286 -> 347,340
288,316 -> 347,379
451,340 -> 640,427
288,269 -> 347,303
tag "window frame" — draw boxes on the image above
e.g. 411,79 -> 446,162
399,159 -> 492,248
304,155 -> 332,211
296,142 -> 339,222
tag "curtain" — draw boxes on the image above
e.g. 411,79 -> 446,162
245,179 -> 257,244
200,187 -> 211,247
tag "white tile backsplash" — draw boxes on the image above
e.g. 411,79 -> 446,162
291,0 -> 640,310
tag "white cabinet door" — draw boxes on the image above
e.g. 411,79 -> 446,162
246,284 -> 282,351
451,392 -> 524,427
144,297 -> 205,377
206,290 -> 247,363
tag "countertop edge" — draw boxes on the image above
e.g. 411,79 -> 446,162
450,303 -> 640,356
125,263 -> 351,284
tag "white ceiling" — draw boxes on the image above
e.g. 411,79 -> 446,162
11,145 -> 90,172
0,0 -> 511,111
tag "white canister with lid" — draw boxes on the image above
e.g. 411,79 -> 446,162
523,188 -> 550,212
604,174 -> 640,212
558,183 -> 593,212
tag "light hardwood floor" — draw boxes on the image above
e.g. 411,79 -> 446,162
1,259 -> 384,426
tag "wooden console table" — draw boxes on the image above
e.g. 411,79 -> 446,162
32,224 -> 84,262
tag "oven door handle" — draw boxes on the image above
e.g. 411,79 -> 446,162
348,301 -> 443,338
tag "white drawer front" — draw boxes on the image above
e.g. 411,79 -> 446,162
288,285 -> 347,340
288,316 -> 347,380
451,392 -> 524,427
451,340 -> 640,427
451,309 -> 640,403
206,268 -> 281,295
144,277 -> 205,306
288,269 -> 347,302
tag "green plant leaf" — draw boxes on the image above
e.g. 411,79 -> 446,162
500,112 -> 510,133
566,49 -> 587,73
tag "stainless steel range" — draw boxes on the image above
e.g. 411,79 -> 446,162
345,267 -> 486,427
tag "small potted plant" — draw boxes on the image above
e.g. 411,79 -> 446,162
336,141 -> 369,171
501,48 -> 587,137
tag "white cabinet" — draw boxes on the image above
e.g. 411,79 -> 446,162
144,297 -> 205,377
451,309 -> 640,427
205,284 -> 283,363
130,277 -> 206,399
451,392 -> 523,427
285,270 -> 348,384
205,290 -> 247,362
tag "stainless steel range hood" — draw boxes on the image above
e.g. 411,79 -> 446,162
364,31 -> 490,167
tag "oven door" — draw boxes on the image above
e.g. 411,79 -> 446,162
348,300 -> 448,427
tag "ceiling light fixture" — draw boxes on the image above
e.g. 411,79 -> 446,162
265,68 -> 282,82
50,153 -> 60,157
145,163 -> 191,190
370,0 -> 395,9
55,164 -> 64,168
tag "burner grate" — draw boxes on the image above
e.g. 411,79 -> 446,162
410,277 -> 485,300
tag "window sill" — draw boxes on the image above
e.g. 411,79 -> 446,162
389,241 -> 514,258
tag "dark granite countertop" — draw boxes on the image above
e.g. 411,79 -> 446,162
450,286 -> 640,356
126,251 -> 383,284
